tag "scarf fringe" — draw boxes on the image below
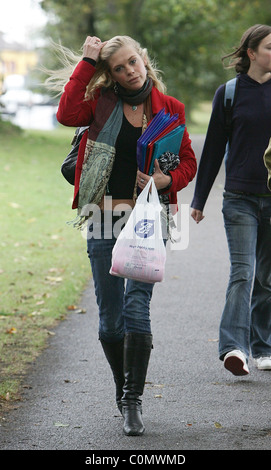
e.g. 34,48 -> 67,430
66,213 -> 92,230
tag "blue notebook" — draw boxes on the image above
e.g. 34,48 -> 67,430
148,124 -> 185,174
136,109 -> 166,171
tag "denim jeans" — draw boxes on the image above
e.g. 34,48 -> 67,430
219,191 -> 271,360
87,216 -> 155,343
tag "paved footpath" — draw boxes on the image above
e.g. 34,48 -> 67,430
1,136 -> 270,462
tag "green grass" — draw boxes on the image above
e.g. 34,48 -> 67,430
187,101 -> 211,134
0,124 -> 91,409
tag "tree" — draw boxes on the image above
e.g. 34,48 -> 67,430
40,0 -> 271,113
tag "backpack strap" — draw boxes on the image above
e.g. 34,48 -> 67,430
223,76 -> 238,138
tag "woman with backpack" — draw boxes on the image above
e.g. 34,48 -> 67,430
191,24 -> 271,376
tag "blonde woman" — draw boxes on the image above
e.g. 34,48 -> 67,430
53,35 -> 196,436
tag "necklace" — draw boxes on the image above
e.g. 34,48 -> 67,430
132,105 -> 137,111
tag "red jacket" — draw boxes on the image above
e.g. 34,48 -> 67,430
57,60 -> 197,210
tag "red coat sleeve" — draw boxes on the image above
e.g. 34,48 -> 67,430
151,90 -> 197,205
56,60 -> 100,127
57,60 -> 101,209
169,101 -> 197,195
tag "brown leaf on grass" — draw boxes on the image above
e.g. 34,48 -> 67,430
29,311 -> 42,317
67,305 -> 86,314
45,276 -> 63,284
48,267 -> 63,273
6,327 -> 17,334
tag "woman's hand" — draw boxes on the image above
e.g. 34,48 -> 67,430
191,209 -> 205,223
83,36 -> 107,62
137,159 -> 171,191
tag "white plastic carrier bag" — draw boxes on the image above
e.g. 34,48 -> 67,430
110,177 -> 166,283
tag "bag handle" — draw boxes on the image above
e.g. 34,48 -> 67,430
136,177 -> 161,207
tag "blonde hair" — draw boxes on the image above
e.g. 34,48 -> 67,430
44,36 -> 166,98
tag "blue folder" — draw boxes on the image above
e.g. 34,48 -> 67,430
148,124 -> 185,174
137,109 -> 168,171
136,109 -> 180,172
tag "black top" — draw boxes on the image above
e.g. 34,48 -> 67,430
107,113 -> 142,199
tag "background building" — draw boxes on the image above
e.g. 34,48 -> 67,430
0,32 -> 38,93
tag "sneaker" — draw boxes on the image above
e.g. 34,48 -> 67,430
254,357 -> 271,370
224,349 -> 249,376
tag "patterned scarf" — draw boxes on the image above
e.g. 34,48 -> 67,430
73,80 -> 153,228
75,90 -> 122,227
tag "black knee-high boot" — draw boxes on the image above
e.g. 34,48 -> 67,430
100,338 -> 124,412
121,333 -> 152,436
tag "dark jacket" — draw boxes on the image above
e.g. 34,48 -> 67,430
191,73 -> 271,212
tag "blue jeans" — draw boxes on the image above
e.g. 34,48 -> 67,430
87,217 -> 154,343
219,191 -> 271,360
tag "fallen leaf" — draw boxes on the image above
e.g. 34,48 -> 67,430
67,305 -> 86,314
43,293 -> 51,298
29,311 -> 42,316
6,327 -> 17,334
54,422 -> 69,427
9,202 -> 21,209
214,422 -> 222,428
48,267 -> 62,273
45,276 -> 63,283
